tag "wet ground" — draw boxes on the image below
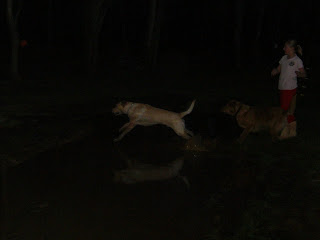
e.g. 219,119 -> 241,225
1,64 -> 320,239
3,92 -> 320,240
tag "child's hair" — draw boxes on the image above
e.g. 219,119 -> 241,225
286,39 -> 303,56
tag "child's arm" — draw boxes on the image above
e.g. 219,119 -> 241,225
295,68 -> 307,78
271,64 -> 281,76
295,59 -> 306,78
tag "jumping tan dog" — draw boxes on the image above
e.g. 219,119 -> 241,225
112,100 -> 196,142
221,100 -> 288,143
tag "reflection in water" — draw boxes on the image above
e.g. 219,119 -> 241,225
113,148 -> 188,186
113,135 -> 220,187
113,134 -> 217,186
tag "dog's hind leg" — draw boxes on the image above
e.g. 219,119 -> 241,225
185,128 -> 194,137
181,133 -> 192,139
175,131 -> 192,140
171,121 -> 192,139
172,127 -> 191,139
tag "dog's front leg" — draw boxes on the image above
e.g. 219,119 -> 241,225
114,122 -> 136,142
119,122 -> 130,132
237,125 -> 253,144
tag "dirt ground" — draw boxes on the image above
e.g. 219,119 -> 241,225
1,54 -> 320,240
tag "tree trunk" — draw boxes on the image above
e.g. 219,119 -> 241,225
84,0 -> 111,77
152,0 -> 162,69
146,0 -> 162,70
146,0 -> 157,49
254,0 -> 265,64
119,0 -> 128,51
47,0 -> 54,48
234,0 -> 245,69
255,0 -> 265,41
305,0 -> 314,67
1,158 -> 8,240
6,0 -> 22,83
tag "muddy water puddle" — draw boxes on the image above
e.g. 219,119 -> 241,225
5,110 -> 315,240
4,111 -> 247,239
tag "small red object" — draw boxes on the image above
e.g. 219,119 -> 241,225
20,40 -> 28,47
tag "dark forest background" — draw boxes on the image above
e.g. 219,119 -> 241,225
0,0 -> 318,85
2,2 -> 320,240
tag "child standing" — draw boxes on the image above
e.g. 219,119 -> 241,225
271,40 -> 306,136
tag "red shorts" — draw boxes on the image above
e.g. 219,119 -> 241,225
279,88 -> 297,123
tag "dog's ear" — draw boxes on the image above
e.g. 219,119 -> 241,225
228,100 -> 237,108
228,100 -> 239,114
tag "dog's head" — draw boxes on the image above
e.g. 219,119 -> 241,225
112,101 -> 128,116
221,100 -> 242,116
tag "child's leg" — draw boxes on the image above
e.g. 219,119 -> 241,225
280,89 -> 297,123
287,89 -> 297,123
280,90 -> 292,111
288,94 -> 297,115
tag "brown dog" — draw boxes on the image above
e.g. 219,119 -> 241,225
112,100 -> 196,142
221,100 -> 288,143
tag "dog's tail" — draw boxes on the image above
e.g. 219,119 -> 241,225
179,100 -> 196,118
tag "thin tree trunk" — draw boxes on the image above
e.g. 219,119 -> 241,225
255,0 -> 265,41
146,0 -> 157,49
47,0 -> 54,48
217,0 -> 229,65
146,0 -> 161,70
1,158 -> 8,240
306,0 -> 314,67
152,0 -> 161,69
234,0 -> 245,69
6,0 -> 22,82
84,0 -> 110,76
254,0 -> 265,63
119,0 -> 128,51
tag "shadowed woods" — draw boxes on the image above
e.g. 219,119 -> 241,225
1,0 -> 319,239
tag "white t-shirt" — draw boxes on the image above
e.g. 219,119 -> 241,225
278,55 -> 304,90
